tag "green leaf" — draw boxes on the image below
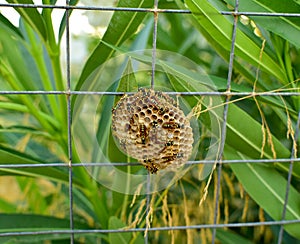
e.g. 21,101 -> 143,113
226,104 -> 290,159
5,0 -> 47,41
0,24 -> 63,136
108,58 -> 138,163
108,216 -> 131,244
0,102 -> 60,130
0,213 -> 90,242
227,147 -> 300,240
216,228 -> 254,244
58,0 -> 79,42
75,0 -> 153,91
0,198 -> 16,213
185,0 -> 288,83
225,0 -> 300,48
0,29 -> 40,91
116,58 -> 139,93
0,145 -> 84,188
0,213 -> 70,229
0,13 -> 23,37
226,104 -> 300,178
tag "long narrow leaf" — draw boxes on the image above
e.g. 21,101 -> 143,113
108,216 -> 131,244
225,0 -> 300,48
185,0 -> 288,83
0,13 -> 23,37
0,213 -> 91,242
58,0 -> 79,42
75,0 -> 152,91
216,228 -> 254,244
6,0 -> 47,41
227,147 -> 300,239
0,146 -> 84,188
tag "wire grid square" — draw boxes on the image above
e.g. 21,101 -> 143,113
0,0 -> 299,243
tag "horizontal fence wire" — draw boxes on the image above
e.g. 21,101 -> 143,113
0,219 -> 300,237
1,2 -> 300,17
0,1 -> 299,243
0,90 -> 299,96
0,158 -> 299,168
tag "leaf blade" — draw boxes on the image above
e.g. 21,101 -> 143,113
75,0 -> 152,91
185,0 -> 288,82
5,0 -> 47,41
0,145 -> 84,188
108,216 -> 131,244
0,213 -> 91,242
225,0 -> 300,48
227,147 -> 300,239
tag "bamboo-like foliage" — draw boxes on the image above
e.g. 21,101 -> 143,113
0,0 -> 299,243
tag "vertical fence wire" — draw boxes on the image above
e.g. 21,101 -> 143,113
277,111 -> 300,244
150,0 -> 158,90
211,0 -> 239,243
64,0 -> 74,242
145,1 -> 159,243
0,1 -> 299,243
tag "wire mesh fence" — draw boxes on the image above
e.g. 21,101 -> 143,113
0,0 -> 299,243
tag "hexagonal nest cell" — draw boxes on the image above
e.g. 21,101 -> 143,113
111,88 -> 194,173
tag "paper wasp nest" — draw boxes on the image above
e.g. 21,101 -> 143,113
111,88 -> 194,173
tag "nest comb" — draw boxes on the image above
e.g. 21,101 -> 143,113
111,88 -> 194,173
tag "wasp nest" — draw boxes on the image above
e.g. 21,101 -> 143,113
111,88 -> 194,173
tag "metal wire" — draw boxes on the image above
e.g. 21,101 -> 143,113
0,157 -> 299,169
145,1 -> 159,242
1,2 -> 300,17
277,111 -> 300,243
0,1 -> 299,244
0,91 -> 299,96
65,0 -> 74,242
211,1 -> 239,242
150,0 -> 158,90
0,219 -> 299,237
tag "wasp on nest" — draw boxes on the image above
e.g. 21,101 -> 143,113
111,88 -> 194,173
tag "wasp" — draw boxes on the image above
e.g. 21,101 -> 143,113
150,120 -> 158,128
158,106 -> 168,115
129,117 -> 135,126
128,116 -> 149,145
143,159 -> 159,174
138,123 -> 148,144
162,121 -> 182,130
159,140 -> 174,154
129,116 -> 138,132
145,97 -> 167,115
161,154 -> 177,164
165,141 -> 174,147
139,87 -> 151,97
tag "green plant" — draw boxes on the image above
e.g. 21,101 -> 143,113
0,0 -> 299,243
